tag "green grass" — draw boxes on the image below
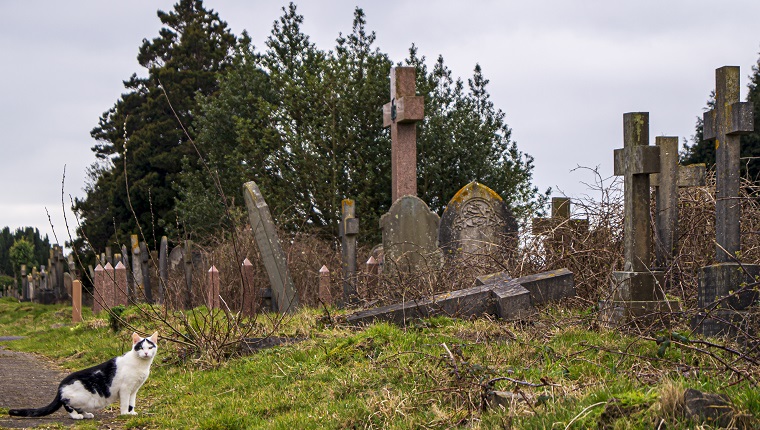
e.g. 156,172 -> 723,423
0,297 -> 757,429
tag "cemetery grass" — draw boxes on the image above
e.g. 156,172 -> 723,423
0,297 -> 757,429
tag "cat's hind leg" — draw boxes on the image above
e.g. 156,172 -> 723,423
62,401 -> 84,420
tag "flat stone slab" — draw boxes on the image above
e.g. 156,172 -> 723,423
346,284 -> 496,326
475,271 -> 512,286
491,280 -> 533,320
691,309 -> 758,338
347,268 -> 574,326
0,337 -> 25,342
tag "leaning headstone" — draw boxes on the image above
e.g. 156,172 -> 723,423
650,136 -> 706,268
63,273 -> 73,298
243,181 -> 299,313
339,199 -> 359,304
380,195 -> 441,275
600,112 -> 678,325
382,66 -> 425,202
694,66 -> 759,337
438,181 -> 518,259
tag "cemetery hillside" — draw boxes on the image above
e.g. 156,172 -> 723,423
4,1 -> 760,429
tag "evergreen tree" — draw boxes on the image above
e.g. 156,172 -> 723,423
683,53 -> 760,181
72,0 -> 238,253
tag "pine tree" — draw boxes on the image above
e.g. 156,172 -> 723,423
72,0 -> 238,252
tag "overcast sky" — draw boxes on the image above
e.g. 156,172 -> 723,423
1,0 -> 760,246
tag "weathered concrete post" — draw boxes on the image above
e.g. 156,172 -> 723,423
54,245 -> 65,301
131,235 -> 142,301
693,66 -> 759,336
339,199 -> 359,304
365,256 -> 379,297
206,266 -> 220,310
241,258 -> 256,316
650,136 -> 706,268
72,280 -> 82,323
114,262 -> 128,307
93,264 -> 105,314
158,236 -> 168,305
243,181 -> 299,313
600,112 -> 677,325
382,67 -> 424,202
318,265 -> 332,306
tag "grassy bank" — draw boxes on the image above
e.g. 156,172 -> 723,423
0,297 -> 757,429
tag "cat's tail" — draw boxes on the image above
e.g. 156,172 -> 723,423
8,390 -> 63,417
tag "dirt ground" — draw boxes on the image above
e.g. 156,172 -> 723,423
0,339 -> 120,429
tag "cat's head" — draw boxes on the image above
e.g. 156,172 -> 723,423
131,332 -> 158,360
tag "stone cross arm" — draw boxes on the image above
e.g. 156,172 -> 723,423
382,67 -> 424,127
613,146 -> 660,176
704,102 -> 754,139
651,163 -> 706,188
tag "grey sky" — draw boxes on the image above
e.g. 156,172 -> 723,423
1,0 -> 759,245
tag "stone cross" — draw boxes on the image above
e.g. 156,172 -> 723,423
339,199 -> 359,304
650,136 -> 706,267
532,197 -> 589,247
613,112 -> 660,273
243,181 -> 299,313
703,66 -> 755,262
382,67 -> 424,202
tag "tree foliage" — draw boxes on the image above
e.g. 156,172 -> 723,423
72,0 -> 238,253
9,238 -> 36,276
176,4 -> 547,244
0,227 -> 50,276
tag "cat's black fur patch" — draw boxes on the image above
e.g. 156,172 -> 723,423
61,358 -> 118,398
133,338 -> 155,351
129,405 -> 134,412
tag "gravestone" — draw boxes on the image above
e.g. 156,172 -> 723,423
319,265 -> 332,305
339,199 -> 359,304
20,265 -> 28,301
92,265 -> 105,314
382,66 -> 424,203
380,195 -> 441,275
63,273 -> 73,298
140,241 -> 152,303
131,235 -> 142,299
72,280 -> 82,323
206,266 -> 220,310
650,136 -> 706,268
54,245 -> 65,302
114,261 -> 128,306
169,245 -> 184,270
438,181 -> 518,259
693,66 -> 759,336
532,197 -> 589,252
600,112 -> 677,325
243,181 -> 299,313
241,258 -> 257,316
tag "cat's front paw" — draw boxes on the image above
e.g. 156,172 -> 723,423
68,412 -> 84,420
83,412 -> 94,419
125,411 -> 138,415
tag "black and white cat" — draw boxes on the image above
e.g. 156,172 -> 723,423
9,331 -> 158,420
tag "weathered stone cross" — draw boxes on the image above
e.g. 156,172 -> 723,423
613,112 -> 660,273
702,66 -> 755,262
383,67 -> 424,202
650,136 -> 706,267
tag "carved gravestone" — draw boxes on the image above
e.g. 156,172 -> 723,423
380,195 -> 441,275
438,181 -> 518,259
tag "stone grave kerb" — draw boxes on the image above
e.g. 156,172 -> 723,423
382,67 -> 424,203
650,136 -> 706,268
693,66 -> 759,337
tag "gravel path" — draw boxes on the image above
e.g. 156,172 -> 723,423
0,340 -> 120,429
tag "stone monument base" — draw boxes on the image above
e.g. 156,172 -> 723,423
611,271 -> 666,301
691,309 -> 758,338
697,263 -> 760,310
599,299 -> 681,328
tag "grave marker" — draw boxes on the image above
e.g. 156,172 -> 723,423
319,265 -> 332,305
600,112 -> 678,325
243,181 -> 299,313
72,280 -> 82,323
438,181 -> 518,259
339,199 -> 359,304
140,241 -> 152,303
694,66 -> 759,336
241,258 -> 256,316
207,266 -> 220,310
159,236 -> 168,304
93,264 -> 105,314
382,67 -> 424,202
650,137 -> 706,267
380,195 -> 441,275
114,261 -> 128,306
532,197 -> 589,250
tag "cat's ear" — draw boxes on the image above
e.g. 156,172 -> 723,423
131,332 -> 141,345
149,332 -> 158,343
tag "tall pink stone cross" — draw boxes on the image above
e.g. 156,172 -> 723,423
382,67 -> 424,202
